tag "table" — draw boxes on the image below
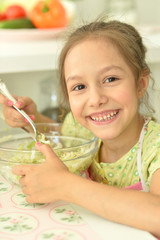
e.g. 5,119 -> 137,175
0,175 -> 156,240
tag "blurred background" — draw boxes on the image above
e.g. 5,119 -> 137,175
0,0 -> 160,129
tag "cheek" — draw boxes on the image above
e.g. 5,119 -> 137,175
115,88 -> 138,106
69,95 -> 87,125
69,96 -> 81,116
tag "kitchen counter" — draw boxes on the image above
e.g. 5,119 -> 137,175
0,26 -> 160,74
0,175 -> 156,240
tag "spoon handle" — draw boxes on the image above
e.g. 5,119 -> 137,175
0,79 -> 37,141
0,79 -> 17,104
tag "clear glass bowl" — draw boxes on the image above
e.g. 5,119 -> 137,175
0,123 -> 98,185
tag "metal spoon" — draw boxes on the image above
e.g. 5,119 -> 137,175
0,79 -> 49,143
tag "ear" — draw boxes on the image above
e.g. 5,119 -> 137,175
137,69 -> 149,99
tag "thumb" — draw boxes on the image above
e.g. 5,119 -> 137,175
35,142 -> 59,163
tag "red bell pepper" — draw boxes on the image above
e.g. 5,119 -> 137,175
30,0 -> 68,29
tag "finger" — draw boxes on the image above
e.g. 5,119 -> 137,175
24,115 -> 35,122
35,142 -> 58,161
12,165 -> 31,176
14,96 -> 27,109
17,96 -> 34,109
0,94 -> 18,106
14,101 -> 23,109
25,194 -> 38,204
22,186 -> 31,196
19,175 -> 26,186
10,96 -> 33,113
5,108 -> 27,122
35,143 -> 68,170
5,114 -> 28,127
3,103 -> 31,127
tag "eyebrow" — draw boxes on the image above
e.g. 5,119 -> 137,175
66,65 -> 124,83
98,65 -> 124,75
66,75 -> 83,83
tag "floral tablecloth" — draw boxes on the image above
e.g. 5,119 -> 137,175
0,175 -> 102,240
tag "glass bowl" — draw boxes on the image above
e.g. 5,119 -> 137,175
0,123 -> 98,185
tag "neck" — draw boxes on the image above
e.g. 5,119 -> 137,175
100,115 -> 144,163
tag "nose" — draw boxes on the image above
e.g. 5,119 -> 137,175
88,85 -> 109,107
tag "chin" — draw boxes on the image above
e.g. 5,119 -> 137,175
92,131 -> 117,140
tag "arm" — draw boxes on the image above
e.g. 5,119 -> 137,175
150,168 -> 160,195
12,143 -> 160,238
68,175 -> 160,237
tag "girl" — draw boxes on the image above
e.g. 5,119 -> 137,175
1,19 -> 160,237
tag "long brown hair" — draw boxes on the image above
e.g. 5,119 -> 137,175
58,18 -> 155,119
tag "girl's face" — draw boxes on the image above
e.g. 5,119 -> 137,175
64,38 -> 144,141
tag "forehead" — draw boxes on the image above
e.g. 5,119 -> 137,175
64,37 -> 128,72
66,37 -> 118,57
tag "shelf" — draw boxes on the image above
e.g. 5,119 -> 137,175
0,26 -> 160,74
0,39 -> 64,74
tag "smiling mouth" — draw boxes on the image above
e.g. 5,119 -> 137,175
90,110 -> 119,122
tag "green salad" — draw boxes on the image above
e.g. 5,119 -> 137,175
0,136 -> 97,185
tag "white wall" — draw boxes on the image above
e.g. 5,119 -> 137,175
74,0 -> 108,23
135,0 -> 160,25
74,0 -> 160,25
0,70 -> 58,130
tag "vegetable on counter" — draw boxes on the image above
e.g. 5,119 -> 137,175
0,3 -> 34,29
0,0 -> 46,13
0,18 -> 35,29
29,0 -> 68,29
4,4 -> 27,19
0,12 -> 6,21
0,0 -> 75,29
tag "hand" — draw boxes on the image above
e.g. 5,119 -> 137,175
0,94 -> 37,128
12,143 -> 70,203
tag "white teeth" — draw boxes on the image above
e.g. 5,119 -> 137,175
91,111 -> 118,121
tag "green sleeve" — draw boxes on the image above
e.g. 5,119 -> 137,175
141,121 -> 160,188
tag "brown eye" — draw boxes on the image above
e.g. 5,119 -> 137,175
105,77 -> 117,83
73,84 -> 86,91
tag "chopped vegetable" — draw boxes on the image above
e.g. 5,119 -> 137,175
0,130 -> 98,186
29,0 -> 68,29
27,141 -> 36,150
